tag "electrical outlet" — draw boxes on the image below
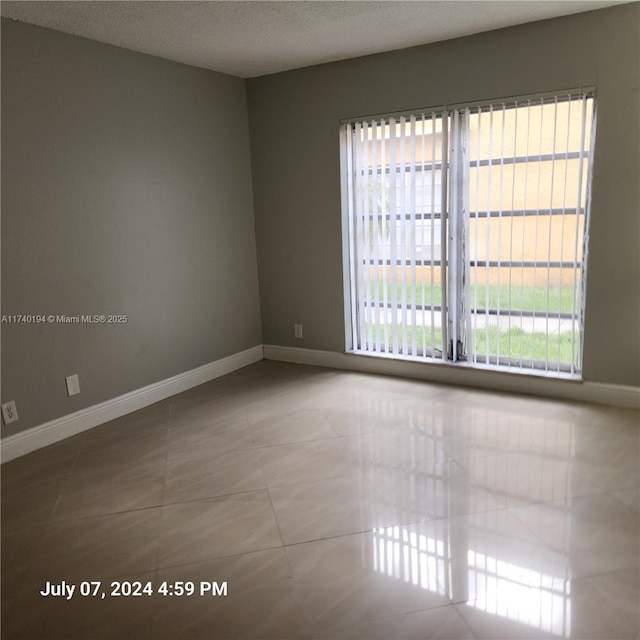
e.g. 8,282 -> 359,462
2,401 -> 19,425
294,324 -> 303,339
66,374 -> 81,397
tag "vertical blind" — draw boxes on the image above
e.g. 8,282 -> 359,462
466,95 -> 596,375
343,91 -> 596,376
346,112 -> 450,360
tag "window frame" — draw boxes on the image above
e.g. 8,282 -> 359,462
340,88 -> 597,378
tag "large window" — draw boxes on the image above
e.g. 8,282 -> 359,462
341,91 -> 596,376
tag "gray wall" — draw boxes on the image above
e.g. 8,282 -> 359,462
2,5 -> 639,440
1,19 -> 262,435
247,3 -> 640,387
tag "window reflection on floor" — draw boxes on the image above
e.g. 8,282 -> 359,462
373,527 -> 447,596
467,547 -> 571,637
363,391 -> 575,637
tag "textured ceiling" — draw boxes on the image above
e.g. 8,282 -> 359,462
1,1 -> 632,78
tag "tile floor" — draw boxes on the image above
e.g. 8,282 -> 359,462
1,360 -> 639,639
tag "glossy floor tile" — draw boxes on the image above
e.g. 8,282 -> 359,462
158,490 -> 282,567
2,360 -> 639,639
153,549 -> 311,639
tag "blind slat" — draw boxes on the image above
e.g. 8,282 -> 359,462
399,117 -> 409,355
372,120 -> 381,353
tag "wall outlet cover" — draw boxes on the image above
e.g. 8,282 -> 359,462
2,401 -> 19,425
66,374 -> 81,397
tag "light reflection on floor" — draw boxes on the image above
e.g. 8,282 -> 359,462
373,524 -> 571,637
367,394 -> 578,638
373,527 -> 447,595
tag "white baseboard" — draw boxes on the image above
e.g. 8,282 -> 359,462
3,343 -> 637,463
263,345 -> 640,409
1,345 -> 264,463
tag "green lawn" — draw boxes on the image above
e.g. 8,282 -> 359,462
369,282 -> 577,314
363,323 -> 577,365
471,325 -> 577,364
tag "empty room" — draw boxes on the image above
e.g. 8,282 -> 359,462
1,1 -> 639,638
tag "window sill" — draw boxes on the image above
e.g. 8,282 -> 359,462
347,349 -> 583,382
